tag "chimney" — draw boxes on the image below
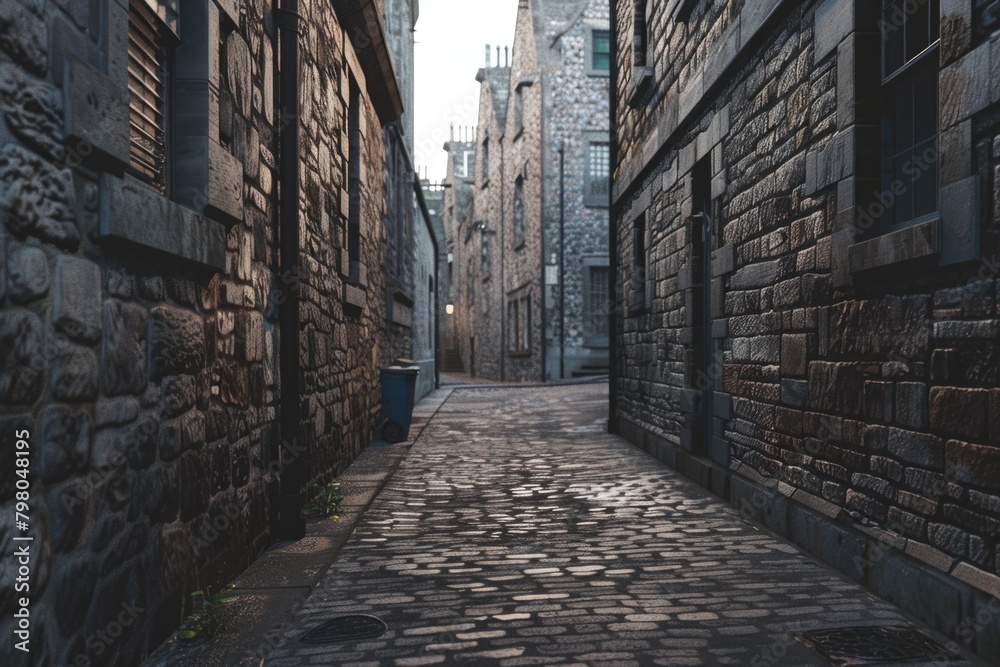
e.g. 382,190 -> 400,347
485,44 -> 491,67
496,46 -> 501,67
505,46 -> 509,67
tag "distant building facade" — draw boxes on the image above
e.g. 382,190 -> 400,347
448,0 -> 612,382
611,0 -> 1000,659
0,0 -> 432,662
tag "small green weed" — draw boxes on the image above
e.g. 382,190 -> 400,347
302,481 -> 344,519
177,585 -> 239,640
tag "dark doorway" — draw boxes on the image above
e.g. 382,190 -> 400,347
470,336 -> 476,377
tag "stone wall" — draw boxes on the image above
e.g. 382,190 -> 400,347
0,0 -> 407,662
538,0 -> 611,379
612,0 -> 1000,657
0,1 -> 278,663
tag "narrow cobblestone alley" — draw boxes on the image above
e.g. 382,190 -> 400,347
263,384 -> 976,666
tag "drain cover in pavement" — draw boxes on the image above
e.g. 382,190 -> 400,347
797,626 -> 956,664
300,615 -> 388,644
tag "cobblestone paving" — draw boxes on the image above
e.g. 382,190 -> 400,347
264,384 -> 969,666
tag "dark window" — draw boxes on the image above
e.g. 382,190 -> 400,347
521,294 -> 531,352
514,89 -> 524,134
583,265 -> 610,341
348,78 -> 362,282
481,138 -> 490,184
880,0 -> 939,230
508,299 -> 519,352
513,177 -> 525,246
127,0 -> 171,194
630,214 -> 647,314
480,230 -> 490,275
633,0 -> 648,67
592,30 -> 611,71
585,142 -> 610,206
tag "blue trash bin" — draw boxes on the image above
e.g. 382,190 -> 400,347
380,364 -> 420,443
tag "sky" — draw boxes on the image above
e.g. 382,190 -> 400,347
413,0 -> 520,182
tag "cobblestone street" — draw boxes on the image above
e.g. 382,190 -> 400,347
264,384 -> 974,666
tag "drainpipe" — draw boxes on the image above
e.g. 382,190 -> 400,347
608,0 -> 620,434
274,0 -> 306,540
558,141 -> 566,380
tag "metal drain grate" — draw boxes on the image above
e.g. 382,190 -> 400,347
797,626 -> 956,665
300,615 -> 388,644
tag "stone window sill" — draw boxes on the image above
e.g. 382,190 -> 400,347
513,239 -> 526,251
848,218 -> 939,274
98,174 -> 226,271
584,197 -> 609,208
627,66 -> 654,108
583,337 -> 609,349
508,350 -> 532,358
343,283 -> 365,314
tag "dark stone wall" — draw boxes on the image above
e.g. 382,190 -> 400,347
614,0 -> 1000,655
0,0 -> 409,662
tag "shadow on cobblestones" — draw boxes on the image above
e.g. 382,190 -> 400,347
263,383 -> 977,667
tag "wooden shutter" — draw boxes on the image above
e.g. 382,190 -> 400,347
127,0 -> 168,194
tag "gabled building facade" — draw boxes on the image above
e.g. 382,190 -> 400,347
611,0 -> 1000,659
449,0 -> 611,383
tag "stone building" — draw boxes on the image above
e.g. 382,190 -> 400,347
611,0 -> 1000,658
382,0 -> 442,401
449,0 -> 612,382
438,131 -> 477,372
0,0 -> 431,662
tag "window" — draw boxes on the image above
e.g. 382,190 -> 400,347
585,142 -> 610,207
583,264 -> 610,344
880,0 -> 939,231
481,138 -> 490,185
509,293 -> 531,354
513,177 -> 525,246
633,0 -> 648,67
514,89 -> 524,135
630,213 -> 647,314
628,0 -> 654,106
591,30 -> 611,72
127,0 -> 172,194
347,78 -> 362,283
480,231 -> 491,276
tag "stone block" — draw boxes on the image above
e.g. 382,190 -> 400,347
95,397 -> 140,427
781,379 -> 808,408
896,382 -> 929,430
931,387 -> 989,441
39,406 -> 91,483
53,256 -> 102,344
7,245 -> 49,303
942,40 -> 991,128
0,64 -> 63,161
864,381 -> 894,423
50,342 -> 98,403
161,375 -> 197,418
63,55 -> 130,166
808,362 -> 864,416
781,334 -> 808,377
149,305 -> 207,381
179,451 -> 211,521
888,428 -> 944,467
941,0 -> 972,65
730,259 -> 781,290
813,0 -> 853,64
0,1 -> 47,75
138,464 -> 179,525
0,309 -> 44,404
946,440 -> 1000,488
101,300 -> 147,396
847,219 -> 938,273
0,144 -> 79,249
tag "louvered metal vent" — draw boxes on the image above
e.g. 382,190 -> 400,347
127,0 -> 168,194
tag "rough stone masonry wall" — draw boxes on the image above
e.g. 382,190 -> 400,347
504,5 -> 544,383
541,0 -> 610,379
0,0 -> 278,663
298,0 -> 388,481
614,0 -> 1000,654
460,68 -> 508,381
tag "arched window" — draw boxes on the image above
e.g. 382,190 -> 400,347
633,0 -> 648,67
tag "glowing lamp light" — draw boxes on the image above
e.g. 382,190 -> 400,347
445,304 -> 455,315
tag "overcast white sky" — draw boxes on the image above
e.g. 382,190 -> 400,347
413,0 -> 520,182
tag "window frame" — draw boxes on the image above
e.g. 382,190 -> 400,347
628,213 -> 649,316
513,176 -> 526,248
584,140 -> 611,208
586,27 -> 611,76
582,257 -> 610,347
